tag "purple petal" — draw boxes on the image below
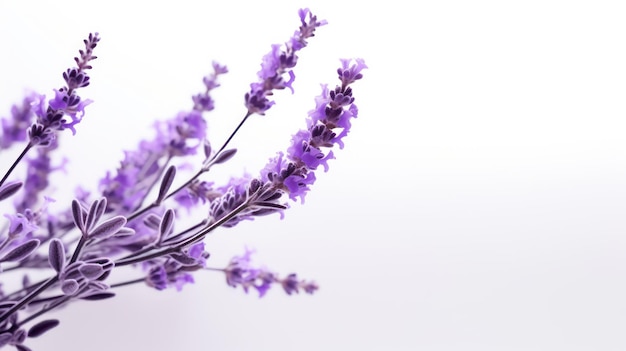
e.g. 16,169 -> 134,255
213,148 -> 237,164
169,252 -> 197,266
80,292 -> 115,301
87,281 -> 109,291
61,279 -> 79,295
27,319 -> 60,338
159,209 -> 175,240
15,344 -> 32,351
0,333 -> 12,348
85,198 -> 106,232
48,238 -> 65,273
203,140 -> 212,159
0,181 -> 22,201
143,214 -> 161,229
95,197 -> 107,220
79,263 -> 103,280
156,166 -> 176,204
71,199 -> 85,233
88,216 -> 127,240
113,227 -> 135,237
0,239 -> 40,262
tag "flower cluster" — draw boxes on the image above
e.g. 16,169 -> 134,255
0,8 -> 365,350
222,248 -> 318,297
245,8 -> 327,115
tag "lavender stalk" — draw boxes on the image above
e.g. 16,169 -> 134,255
0,8 -> 365,350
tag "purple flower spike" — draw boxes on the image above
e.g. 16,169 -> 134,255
193,62 -> 228,112
0,11 -> 362,344
244,8 -> 326,115
338,58 -> 367,88
29,33 -> 99,139
280,273 -> 318,295
222,249 -> 317,297
0,93 -> 37,149
3,213 -> 38,238
259,59 -> 366,204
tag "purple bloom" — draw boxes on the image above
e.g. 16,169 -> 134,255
188,242 -> 208,268
100,64 -> 225,213
15,142 -> 67,214
174,180 -> 221,211
155,110 -> 207,157
256,59 -> 366,204
0,10 -> 361,346
3,213 -> 38,238
146,266 -> 168,290
223,249 -> 276,297
222,249 -> 316,297
29,33 -> 99,140
193,62 -> 228,112
244,8 -> 326,115
338,58 -> 367,88
0,94 -> 37,149
145,263 -> 195,291
280,273 -> 319,295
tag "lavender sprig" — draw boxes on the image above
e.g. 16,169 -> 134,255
0,33 -> 99,188
157,9 -> 325,211
99,63 -> 226,216
0,94 -> 37,150
245,8 -> 327,115
0,9 -> 365,349
220,249 -> 318,297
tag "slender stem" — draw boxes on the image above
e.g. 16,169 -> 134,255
0,142 -> 33,187
68,235 -> 87,264
204,267 -> 225,272
159,219 -> 208,246
0,280 -> 46,303
126,202 -> 157,223
0,276 -> 58,323
163,169 -> 203,202
116,219 -> 207,263
135,155 -> 172,211
174,202 -> 249,249
126,111 -> 254,223
212,111 -> 252,161
110,277 -> 146,289
9,294 -> 71,332
0,228 -> 92,324
0,237 -> 11,253
115,202 -> 248,267
115,244 -> 156,263
164,111 -> 253,202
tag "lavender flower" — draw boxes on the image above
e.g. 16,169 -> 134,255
28,33 -> 99,145
244,8 -> 326,115
0,9 -> 364,349
15,141 -> 66,214
262,58 -> 367,203
199,59 -> 366,231
221,249 -> 317,297
99,64 -> 225,214
0,94 -> 37,150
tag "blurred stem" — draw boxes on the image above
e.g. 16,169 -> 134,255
0,142 -> 33,187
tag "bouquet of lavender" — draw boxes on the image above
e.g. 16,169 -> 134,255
0,8 -> 366,350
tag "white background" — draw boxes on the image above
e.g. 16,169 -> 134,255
1,1 -> 626,350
